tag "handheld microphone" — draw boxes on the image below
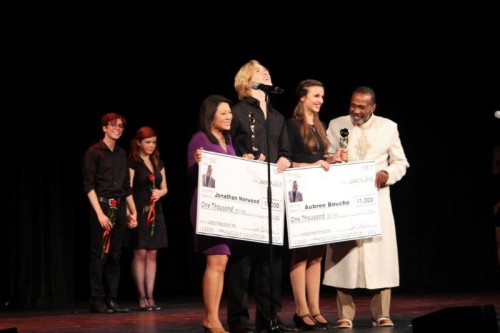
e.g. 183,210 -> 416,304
339,128 -> 349,163
251,82 -> 284,95
340,128 -> 349,148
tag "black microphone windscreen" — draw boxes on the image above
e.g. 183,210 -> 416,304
251,82 -> 284,94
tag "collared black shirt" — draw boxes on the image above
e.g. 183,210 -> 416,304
82,140 -> 132,198
230,96 -> 291,163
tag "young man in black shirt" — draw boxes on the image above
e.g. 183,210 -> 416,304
82,112 -> 138,314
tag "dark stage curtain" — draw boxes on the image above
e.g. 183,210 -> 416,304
4,86 -> 499,310
4,155 -> 74,308
6,117 -> 499,310
393,112 -> 500,293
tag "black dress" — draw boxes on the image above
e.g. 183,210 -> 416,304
127,159 -> 168,249
286,119 -> 326,163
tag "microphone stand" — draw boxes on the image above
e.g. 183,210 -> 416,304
264,92 -> 279,332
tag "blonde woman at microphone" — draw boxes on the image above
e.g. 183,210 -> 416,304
227,59 -> 296,333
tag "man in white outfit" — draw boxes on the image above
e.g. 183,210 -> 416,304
323,86 -> 409,329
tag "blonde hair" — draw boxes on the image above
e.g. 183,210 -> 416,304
234,59 -> 262,101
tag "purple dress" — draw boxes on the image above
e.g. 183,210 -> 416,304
187,131 -> 236,255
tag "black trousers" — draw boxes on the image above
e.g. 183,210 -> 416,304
88,203 -> 126,303
226,241 -> 283,331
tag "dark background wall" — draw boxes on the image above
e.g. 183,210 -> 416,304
3,11 -> 500,309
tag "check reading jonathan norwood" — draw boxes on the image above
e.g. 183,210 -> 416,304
284,161 -> 381,249
196,150 -> 285,245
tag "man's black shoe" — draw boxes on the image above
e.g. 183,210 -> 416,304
105,300 -> 129,313
257,320 -> 297,333
276,320 -> 298,332
89,302 -> 113,314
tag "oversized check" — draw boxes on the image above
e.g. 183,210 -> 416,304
284,161 -> 381,249
196,151 -> 285,245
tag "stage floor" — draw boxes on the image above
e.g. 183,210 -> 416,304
1,291 -> 499,332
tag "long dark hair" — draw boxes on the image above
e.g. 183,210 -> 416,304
292,79 -> 330,154
198,94 -> 233,145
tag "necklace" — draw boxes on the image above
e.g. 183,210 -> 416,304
353,125 -> 371,160
219,138 -> 227,148
211,130 -> 227,150
216,134 -> 227,151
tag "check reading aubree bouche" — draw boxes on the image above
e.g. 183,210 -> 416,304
196,151 -> 381,248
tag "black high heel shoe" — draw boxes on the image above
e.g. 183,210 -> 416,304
147,298 -> 161,311
293,313 -> 321,330
138,298 -> 153,311
311,313 -> 331,330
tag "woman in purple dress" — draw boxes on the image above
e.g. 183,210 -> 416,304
187,95 -> 238,333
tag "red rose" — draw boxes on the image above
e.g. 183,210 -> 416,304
102,200 -> 118,258
142,174 -> 156,236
